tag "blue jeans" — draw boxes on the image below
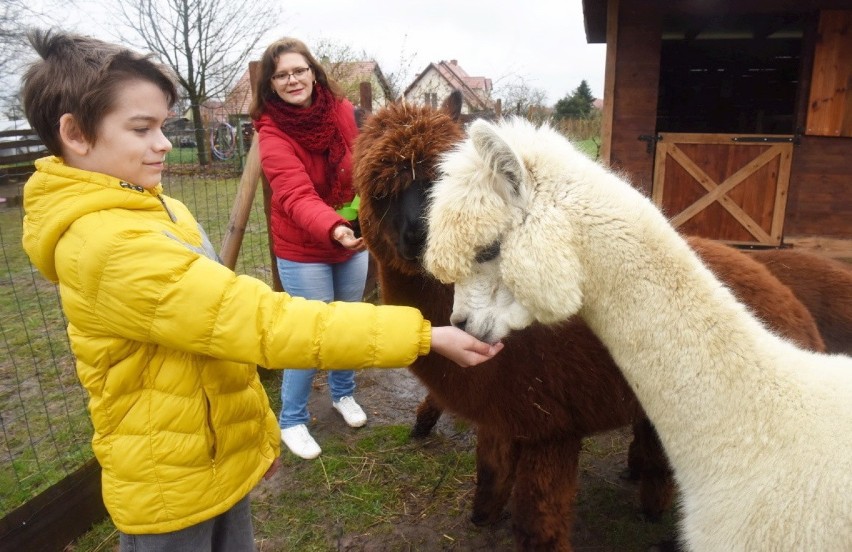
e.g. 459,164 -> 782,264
276,251 -> 369,428
119,495 -> 253,552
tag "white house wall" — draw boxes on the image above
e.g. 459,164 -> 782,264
404,69 -> 472,114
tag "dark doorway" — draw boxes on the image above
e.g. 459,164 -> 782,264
656,14 -> 805,134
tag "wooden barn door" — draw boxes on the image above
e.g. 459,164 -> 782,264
651,133 -> 793,246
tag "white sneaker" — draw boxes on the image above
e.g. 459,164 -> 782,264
332,396 -> 367,428
281,424 -> 321,459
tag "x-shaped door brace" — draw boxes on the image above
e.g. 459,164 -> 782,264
664,143 -> 791,243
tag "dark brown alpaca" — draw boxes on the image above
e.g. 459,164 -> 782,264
745,249 -> 852,355
352,95 -> 825,551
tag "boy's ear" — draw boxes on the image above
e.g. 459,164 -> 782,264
58,113 -> 90,156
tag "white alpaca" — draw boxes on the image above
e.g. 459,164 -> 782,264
423,118 -> 852,552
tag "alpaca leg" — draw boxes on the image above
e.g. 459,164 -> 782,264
470,428 -> 518,525
411,392 -> 443,438
622,419 -> 644,481
511,438 -> 581,552
634,416 -> 675,521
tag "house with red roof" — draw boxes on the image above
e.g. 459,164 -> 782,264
403,60 -> 495,116
326,60 -> 393,108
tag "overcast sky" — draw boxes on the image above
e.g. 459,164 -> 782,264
282,0 -> 607,104
30,0 -> 606,106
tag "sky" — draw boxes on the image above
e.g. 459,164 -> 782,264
280,0 -> 607,104
26,0 -> 606,106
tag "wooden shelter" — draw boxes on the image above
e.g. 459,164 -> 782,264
583,0 -> 852,246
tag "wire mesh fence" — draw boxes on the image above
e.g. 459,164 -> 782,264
0,125 -> 273,518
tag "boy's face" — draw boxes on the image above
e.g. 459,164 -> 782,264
77,79 -> 173,189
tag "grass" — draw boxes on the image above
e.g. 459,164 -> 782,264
573,137 -> 602,159
256,425 -> 477,550
69,423 -> 480,552
166,145 -> 199,165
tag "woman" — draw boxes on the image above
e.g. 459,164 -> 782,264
250,37 -> 369,460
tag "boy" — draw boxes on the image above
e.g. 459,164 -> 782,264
20,29 -> 501,551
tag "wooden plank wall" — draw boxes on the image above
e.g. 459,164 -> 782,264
805,10 -> 852,137
0,129 -> 47,206
602,0 -> 662,195
786,135 -> 852,238
793,10 -> 852,239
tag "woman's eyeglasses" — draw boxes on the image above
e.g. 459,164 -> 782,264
271,67 -> 311,83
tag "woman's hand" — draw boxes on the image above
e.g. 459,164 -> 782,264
333,224 -> 365,251
430,326 -> 504,367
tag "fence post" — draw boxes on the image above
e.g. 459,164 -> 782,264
219,137 -> 261,269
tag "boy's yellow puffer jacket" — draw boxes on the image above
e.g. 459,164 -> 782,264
21,157 -> 431,534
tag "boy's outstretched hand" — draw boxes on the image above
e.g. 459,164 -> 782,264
264,457 -> 280,479
430,326 -> 504,367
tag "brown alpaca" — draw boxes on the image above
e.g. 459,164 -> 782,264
745,249 -> 852,355
352,96 -> 825,551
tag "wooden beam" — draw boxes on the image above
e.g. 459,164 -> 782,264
599,0 -> 619,165
0,459 -> 107,552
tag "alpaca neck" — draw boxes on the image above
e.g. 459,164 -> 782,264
572,180 -> 791,466
378,268 -> 453,323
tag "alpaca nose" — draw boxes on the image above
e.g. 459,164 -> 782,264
452,319 -> 467,332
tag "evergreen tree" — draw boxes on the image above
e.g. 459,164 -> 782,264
553,80 -> 596,121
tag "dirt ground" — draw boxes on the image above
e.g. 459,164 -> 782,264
253,368 -> 679,552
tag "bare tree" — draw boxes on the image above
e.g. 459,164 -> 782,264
112,0 -> 276,165
312,36 -> 417,107
375,35 -> 417,102
312,38 -> 371,104
494,78 -> 549,123
1,0 -> 66,118
0,2 -> 27,79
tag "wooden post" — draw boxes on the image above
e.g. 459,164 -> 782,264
359,82 -> 373,113
260,175 -> 283,292
219,137 -> 261,270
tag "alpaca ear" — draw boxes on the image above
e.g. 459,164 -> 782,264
441,89 -> 463,122
469,119 -> 527,202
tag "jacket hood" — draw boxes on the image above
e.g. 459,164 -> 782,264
22,156 -> 166,282
252,112 -> 274,134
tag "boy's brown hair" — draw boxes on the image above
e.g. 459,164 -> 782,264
21,29 -> 179,156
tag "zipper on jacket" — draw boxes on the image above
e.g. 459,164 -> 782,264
155,194 -> 178,223
204,394 -> 218,467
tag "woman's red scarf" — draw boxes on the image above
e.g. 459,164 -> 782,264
263,84 -> 352,207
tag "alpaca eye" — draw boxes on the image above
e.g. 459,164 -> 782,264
475,241 -> 501,263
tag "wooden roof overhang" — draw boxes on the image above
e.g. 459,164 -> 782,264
582,0 -> 852,44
